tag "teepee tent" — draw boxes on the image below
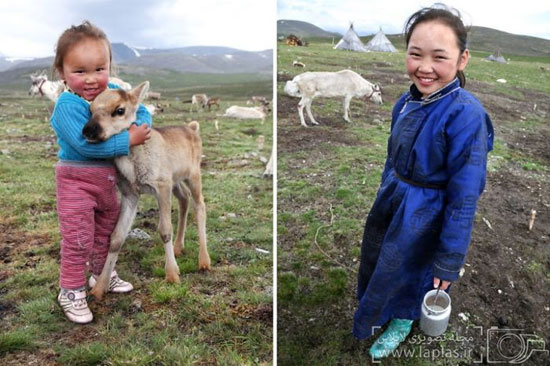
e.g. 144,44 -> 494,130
486,49 -> 507,63
333,23 -> 368,52
365,28 -> 397,52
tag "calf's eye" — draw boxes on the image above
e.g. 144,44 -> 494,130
113,107 -> 125,116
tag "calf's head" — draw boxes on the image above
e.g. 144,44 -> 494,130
83,81 -> 149,142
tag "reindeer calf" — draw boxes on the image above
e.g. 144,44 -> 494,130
82,82 -> 211,300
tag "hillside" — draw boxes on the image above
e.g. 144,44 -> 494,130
278,19 -> 550,58
277,19 -> 341,38
0,43 -> 273,74
468,26 -> 550,57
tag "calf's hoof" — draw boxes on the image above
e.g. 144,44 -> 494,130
165,269 -> 181,283
173,246 -> 184,257
89,286 -> 105,301
199,260 -> 212,272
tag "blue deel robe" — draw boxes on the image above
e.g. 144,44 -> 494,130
353,78 -> 494,339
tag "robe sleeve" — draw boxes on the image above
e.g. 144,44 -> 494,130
381,94 -> 408,183
434,103 -> 493,281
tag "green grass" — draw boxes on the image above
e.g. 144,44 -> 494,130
0,76 -> 273,365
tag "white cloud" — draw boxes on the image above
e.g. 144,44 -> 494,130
0,0 -> 275,58
278,0 -> 550,40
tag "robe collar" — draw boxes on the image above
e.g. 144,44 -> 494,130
409,78 -> 461,105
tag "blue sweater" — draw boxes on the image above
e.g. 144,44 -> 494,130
50,83 -> 152,161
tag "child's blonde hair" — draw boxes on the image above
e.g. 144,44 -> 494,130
52,20 -> 112,78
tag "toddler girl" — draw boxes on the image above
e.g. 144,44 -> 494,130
51,21 -> 152,323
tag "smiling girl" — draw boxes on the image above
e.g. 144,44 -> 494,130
353,5 -> 494,358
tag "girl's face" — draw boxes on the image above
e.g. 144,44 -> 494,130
59,38 -> 110,101
406,21 -> 469,98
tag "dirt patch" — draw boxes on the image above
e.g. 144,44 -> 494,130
508,128 -> 550,161
0,222 -> 51,264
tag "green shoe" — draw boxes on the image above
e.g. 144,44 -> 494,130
369,319 -> 413,359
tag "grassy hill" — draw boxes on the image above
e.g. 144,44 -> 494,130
0,65 -> 272,100
278,19 -> 550,59
277,19 -> 341,38
468,26 -> 550,58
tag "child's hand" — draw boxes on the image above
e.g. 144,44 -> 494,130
433,277 -> 451,291
129,123 -> 151,147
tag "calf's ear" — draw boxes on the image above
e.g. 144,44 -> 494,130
129,81 -> 150,104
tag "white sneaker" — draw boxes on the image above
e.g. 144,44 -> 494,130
88,270 -> 134,293
58,288 -> 93,324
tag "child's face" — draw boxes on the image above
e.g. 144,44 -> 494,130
59,38 -> 110,101
406,21 -> 469,98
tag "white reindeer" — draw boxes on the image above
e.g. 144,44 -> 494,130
284,69 -> 383,127
145,91 -> 161,100
28,72 -> 64,102
222,105 -> 267,124
192,94 -> 208,112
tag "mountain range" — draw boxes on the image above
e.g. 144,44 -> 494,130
0,43 -> 273,74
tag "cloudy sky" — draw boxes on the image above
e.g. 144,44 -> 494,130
0,0 -> 275,58
278,0 -> 550,40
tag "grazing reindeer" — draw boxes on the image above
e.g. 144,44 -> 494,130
82,81 -> 211,300
247,95 -> 268,106
284,69 -> 383,127
206,97 -> 220,111
146,91 -> 161,100
191,94 -> 208,112
28,72 -> 64,102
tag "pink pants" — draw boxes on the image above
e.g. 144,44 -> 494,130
56,162 -> 120,289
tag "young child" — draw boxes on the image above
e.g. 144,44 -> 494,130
50,21 -> 152,324
353,5 -> 494,358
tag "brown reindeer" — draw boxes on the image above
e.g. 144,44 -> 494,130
206,97 -> 220,111
82,81 -> 211,300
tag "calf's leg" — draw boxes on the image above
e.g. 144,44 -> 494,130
188,173 -> 211,271
173,181 -> 191,257
155,182 -> 180,283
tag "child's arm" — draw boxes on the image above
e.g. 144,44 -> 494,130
52,99 -> 130,159
434,105 -> 493,282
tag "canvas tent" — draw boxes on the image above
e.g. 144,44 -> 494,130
486,49 -> 507,63
365,28 -> 397,52
333,23 -> 368,52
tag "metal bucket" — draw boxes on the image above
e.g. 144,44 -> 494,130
419,289 -> 451,336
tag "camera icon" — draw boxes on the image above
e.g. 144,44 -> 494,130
487,327 -> 548,363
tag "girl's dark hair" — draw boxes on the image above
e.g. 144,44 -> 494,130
52,20 -> 112,78
404,3 -> 468,87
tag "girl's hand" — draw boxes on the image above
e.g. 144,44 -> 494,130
129,123 -> 151,147
433,277 -> 451,291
